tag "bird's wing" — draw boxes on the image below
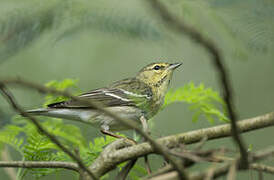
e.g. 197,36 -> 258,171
47,79 -> 152,109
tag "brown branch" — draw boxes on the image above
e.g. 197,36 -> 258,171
87,111 -> 274,177
227,161 -> 237,180
116,158 -> 138,180
250,163 -> 274,175
0,85 -> 98,180
1,147 -> 16,180
87,139 -> 134,178
147,146 -> 274,180
0,161 -> 79,172
189,146 -> 274,180
144,165 -> 173,180
0,78 -> 188,179
145,0 -> 248,168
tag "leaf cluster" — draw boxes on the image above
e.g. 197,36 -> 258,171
164,82 -> 229,123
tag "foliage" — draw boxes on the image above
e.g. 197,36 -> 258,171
43,78 -> 79,106
163,82 -> 229,123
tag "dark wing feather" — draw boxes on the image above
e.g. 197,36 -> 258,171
47,78 -> 152,109
47,88 -> 134,108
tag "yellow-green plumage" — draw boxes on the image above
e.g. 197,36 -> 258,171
27,62 -> 181,131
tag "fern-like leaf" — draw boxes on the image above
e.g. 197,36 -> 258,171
163,82 -> 229,123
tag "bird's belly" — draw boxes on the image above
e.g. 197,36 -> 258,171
95,106 -> 144,131
43,106 -> 144,131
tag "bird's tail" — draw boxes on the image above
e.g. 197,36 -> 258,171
26,108 -> 49,115
26,108 -> 94,121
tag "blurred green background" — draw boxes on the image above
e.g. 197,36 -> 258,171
0,0 -> 273,179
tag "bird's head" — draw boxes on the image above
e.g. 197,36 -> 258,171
136,62 -> 182,88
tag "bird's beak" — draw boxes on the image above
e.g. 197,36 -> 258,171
168,63 -> 182,70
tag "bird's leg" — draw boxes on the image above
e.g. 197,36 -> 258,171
100,127 -> 136,145
100,129 -> 125,139
140,115 -> 150,135
140,116 -> 152,174
116,117 -> 150,179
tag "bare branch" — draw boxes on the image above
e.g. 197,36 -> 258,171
1,147 -> 16,180
145,0 -> 248,168
147,146 -> 274,180
189,146 -> 274,180
250,163 -> 274,175
87,139 -> 133,178
144,165 -> 173,180
116,158 -> 138,180
89,111 -> 274,177
0,84 -> 98,180
0,161 -> 79,172
227,161 -> 237,180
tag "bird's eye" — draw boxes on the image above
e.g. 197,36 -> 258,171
153,65 -> 160,70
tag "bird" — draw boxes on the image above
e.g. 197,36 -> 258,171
27,62 -> 182,138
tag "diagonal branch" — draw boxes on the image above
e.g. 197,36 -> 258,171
145,0 -> 248,168
250,163 -> 274,175
0,161 -> 79,172
0,84 -> 98,180
189,146 -> 274,180
145,146 -> 274,180
87,111 -> 274,177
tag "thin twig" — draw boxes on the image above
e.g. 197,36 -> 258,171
189,146 -> 274,180
144,155 -> 152,174
227,161 -> 237,180
0,161 -> 79,172
144,165 -> 173,180
258,171 -> 263,180
194,136 -> 208,151
116,158 -> 138,180
147,146 -> 274,180
0,85 -> 98,180
1,147 -> 17,180
0,78 -> 188,179
145,0 -> 248,168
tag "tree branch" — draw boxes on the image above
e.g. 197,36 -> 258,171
1,147 -> 16,180
147,146 -> 274,180
88,111 -> 274,177
0,84 -> 98,180
145,0 -> 248,168
189,146 -> 274,180
250,163 -> 274,175
0,161 -> 79,172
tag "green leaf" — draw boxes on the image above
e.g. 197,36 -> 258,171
43,78 -> 79,106
163,82 -> 229,123
0,125 -> 24,154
